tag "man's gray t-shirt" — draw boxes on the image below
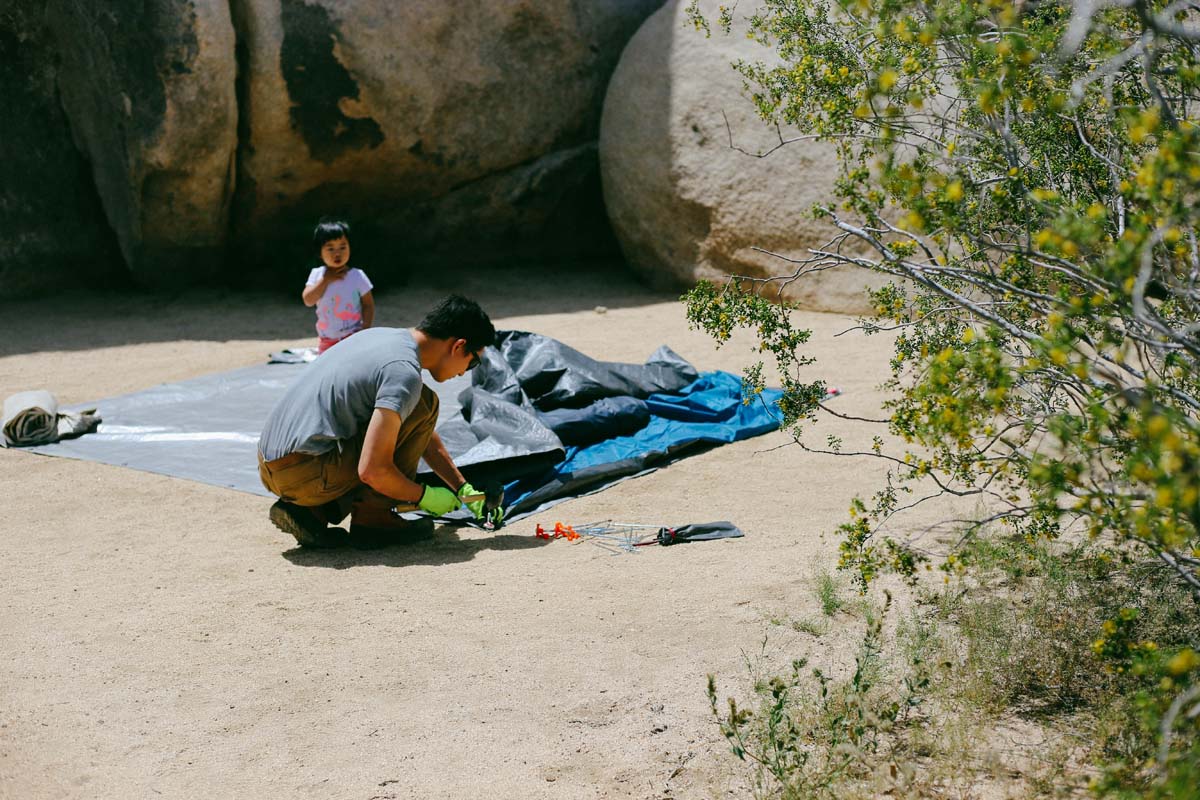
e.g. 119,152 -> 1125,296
259,328 -> 422,461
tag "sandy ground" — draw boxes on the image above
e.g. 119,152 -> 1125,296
0,265 -> 972,799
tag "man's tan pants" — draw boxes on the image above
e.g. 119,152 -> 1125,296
258,386 -> 439,524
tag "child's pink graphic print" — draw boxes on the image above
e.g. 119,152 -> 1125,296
307,267 -> 373,341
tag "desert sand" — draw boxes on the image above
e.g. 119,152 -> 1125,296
0,264 -> 965,799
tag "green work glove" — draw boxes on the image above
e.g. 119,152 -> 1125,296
457,482 -> 486,520
417,485 -> 461,516
485,504 -> 505,529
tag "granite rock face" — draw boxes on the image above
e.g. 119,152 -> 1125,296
228,0 -> 663,278
599,0 -> 887,312
5,0 -> 662,295
0,5 -> 121,298
48,0 -> 239,285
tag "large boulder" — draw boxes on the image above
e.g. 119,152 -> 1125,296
2,0 -> 664,296
0,5 -> 122,298
230,0 -> 663,278
47,0 -> 239,285
599,0 -> 887,312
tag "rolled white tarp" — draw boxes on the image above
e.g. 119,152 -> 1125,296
2,390 -> 100,447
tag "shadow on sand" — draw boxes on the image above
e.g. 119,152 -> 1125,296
1,260 -> 677,358
280,525 -> 551,569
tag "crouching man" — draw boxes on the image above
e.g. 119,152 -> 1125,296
257,295 -> 496,547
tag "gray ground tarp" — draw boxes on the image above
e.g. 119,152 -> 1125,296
23,363 -> 563,497
24,332 -> 701,503
28,363 -> 307,496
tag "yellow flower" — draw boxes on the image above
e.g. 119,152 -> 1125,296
1167,649 -> 1200,676
1146,415 -> 1170,437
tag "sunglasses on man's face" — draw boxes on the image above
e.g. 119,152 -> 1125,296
456,340 -> 482,371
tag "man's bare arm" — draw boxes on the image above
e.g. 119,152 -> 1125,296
357,408 -> 425,502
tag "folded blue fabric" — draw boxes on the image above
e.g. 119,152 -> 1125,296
503,371 -> 783,516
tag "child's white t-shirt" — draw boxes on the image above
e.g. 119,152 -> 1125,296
306,267 -> 373,340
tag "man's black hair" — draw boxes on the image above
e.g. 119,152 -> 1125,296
417,295 -> 496,353
313,218 -> 351,254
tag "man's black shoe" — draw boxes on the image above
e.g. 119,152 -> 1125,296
269,500 -> 345,548
347,517 -> 436,549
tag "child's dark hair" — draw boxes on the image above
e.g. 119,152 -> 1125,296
313,218 -> 351,254
417,295 -> 496,353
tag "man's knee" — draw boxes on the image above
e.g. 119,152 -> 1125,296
396,388 -> 439,445
414,385 -> 439,427
392,387 -> 440,476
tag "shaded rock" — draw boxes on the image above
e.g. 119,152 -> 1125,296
0,5 -> 121,298
48,0 -> 238,285
229,0 -> 661,280
599,0 -> 888,312
375,143 -> 616,272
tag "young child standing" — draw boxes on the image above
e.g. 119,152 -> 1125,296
303,219 -> 375,354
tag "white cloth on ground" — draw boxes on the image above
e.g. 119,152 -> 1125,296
267,347 -> 319,364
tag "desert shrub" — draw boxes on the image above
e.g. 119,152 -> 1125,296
709,592 -> 939,798
710,539 -> 1200,797
686,0 -> 1200,791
